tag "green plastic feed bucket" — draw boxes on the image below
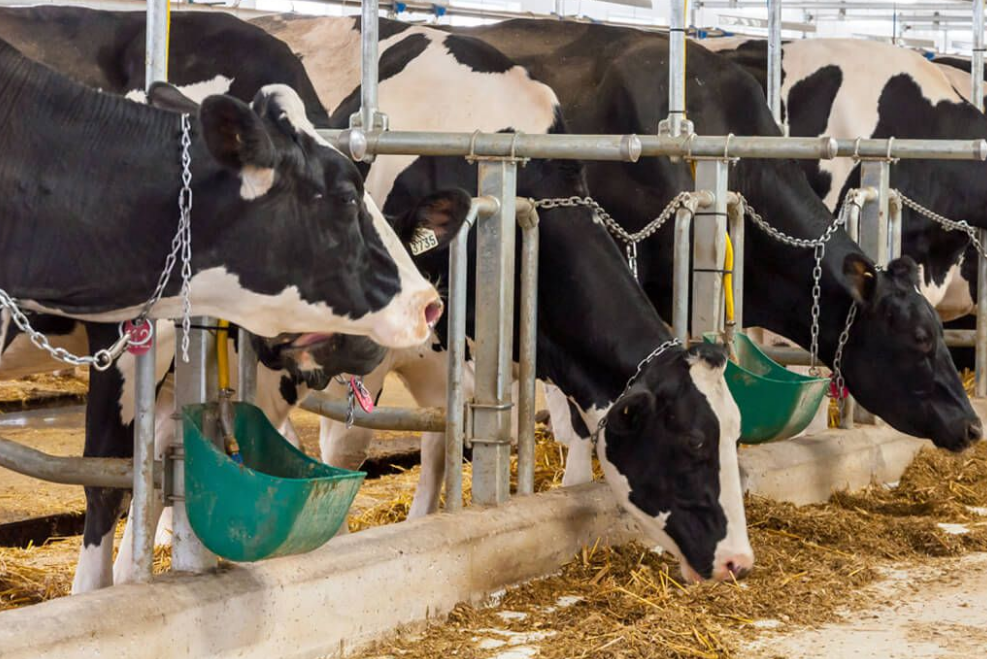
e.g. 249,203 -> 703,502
703,333 -> 829,444
183,402 -> 365,562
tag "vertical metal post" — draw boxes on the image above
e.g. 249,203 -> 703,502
445,222 -> 471,513
516,202 -> 539,497
768,0 -> 784,130
859,161 -> 891,265
170,318 -> 218,573
672,203 -> 694,343
444,198 -> 496,512
727,195 -> 746,330
131,0 -> 168,586
667,0 -> 688,137
471,162 -> 517,506
889,191 -> 903,259
692,160 -> 730,336
131,332 -> 156,584
237,328 -> 257,404
974,0 -> 987,398
351,0 -> 386,137
145,0 -> 168,86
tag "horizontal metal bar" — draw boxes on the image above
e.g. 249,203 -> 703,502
327,129 -> 840,161
300,393 -> 446,432
0,435 -> 163,489
326,130 -> 987,163
945,329 -> 976,347
835,138 -> 987,161
760,345 -> 813,366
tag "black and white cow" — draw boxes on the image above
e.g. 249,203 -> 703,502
451,20 -> 981,450
2,185 -> 471,592
0,6 -> 328,125
255,15 -> 754,584
709,37 -> 987,325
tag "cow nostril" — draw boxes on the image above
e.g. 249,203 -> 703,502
968,420 -> 983,442
726,560 -> 751,580
424,299 -> 444,327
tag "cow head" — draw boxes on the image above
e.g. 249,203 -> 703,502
147,82 -> 447,348
595,343 -> 753,583
840,254 -> 981,451
247,187 -> 471,386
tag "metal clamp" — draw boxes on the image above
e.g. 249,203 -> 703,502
851,136 -> 900,163
463,399 -> 515,448
466,130 -> 531,166
685,132 -> 740,164
163,442 -> 181,505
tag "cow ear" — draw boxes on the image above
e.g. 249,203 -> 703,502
604,390 -> 655,438
399,189 -> 472,257
147,82 -> 200,114
199,95 -> 277,173
843,253 -> 878,306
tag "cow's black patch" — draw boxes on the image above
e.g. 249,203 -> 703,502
788,64 -> 842,200
380,33 -> 429,83
352,15 -> 411,41
443,34 -> 514,74
567,399 -> 591,439
279,376 -> 299,406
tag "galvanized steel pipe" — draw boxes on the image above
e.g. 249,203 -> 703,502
834,138 -> 987,161
131,340 -> 157,583
945,329 -> 977,347
668,0 -> 688,137
516,199 -> 540,497
328,129 -> 842,162
237,328 -> 257,403
974,0 -> 987,398
300,394 -> 446,432
357,0 -> 381,134
0,436 -> 164,489
445,196 -> 497,511
672,192 -> 713,342
144,0 -> 168,87
767,0 -> 784,129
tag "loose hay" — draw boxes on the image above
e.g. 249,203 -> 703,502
348,427 -> 601,532
358,440 -> 987,659
0,370 -> 88,405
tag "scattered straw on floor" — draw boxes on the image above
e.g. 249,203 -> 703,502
0,370 -> 88,405
348,427 -> 601,532
357,440 -> 987,659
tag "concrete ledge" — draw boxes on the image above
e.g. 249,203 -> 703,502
739,400 -> 987,505
0,482 -> 637,659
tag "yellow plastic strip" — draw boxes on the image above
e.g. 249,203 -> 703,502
216,319 -> 230,391
724,232 -> 735,323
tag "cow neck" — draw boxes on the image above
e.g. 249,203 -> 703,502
737,159 -> 859,364
533,204 -> 680,413
0,40 -> 225,314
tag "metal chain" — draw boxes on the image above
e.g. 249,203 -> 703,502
0,113 -> 194,370
591,338 -> 683,446
830,302 -> 858,419
533,193 -> 694,280
896,192 -> 987,260
740,190 -> 860,375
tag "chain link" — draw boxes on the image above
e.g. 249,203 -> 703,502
740,190 -> 860,376
533,193 -> 695,280
896,192 -> 987,261
591,338 -> 682,446
831,302 -> 857,419
0,113 -> 194,371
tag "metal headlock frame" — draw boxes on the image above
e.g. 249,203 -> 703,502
3,0 -> 987,585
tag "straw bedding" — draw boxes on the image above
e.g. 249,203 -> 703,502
0,370 -> 88,406
354,434 -> 987,659
3,420 -> 987,659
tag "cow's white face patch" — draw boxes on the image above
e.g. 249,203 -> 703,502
240,164 -> 275,200
124,74 -> 234,105
686,355 -> 753,582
